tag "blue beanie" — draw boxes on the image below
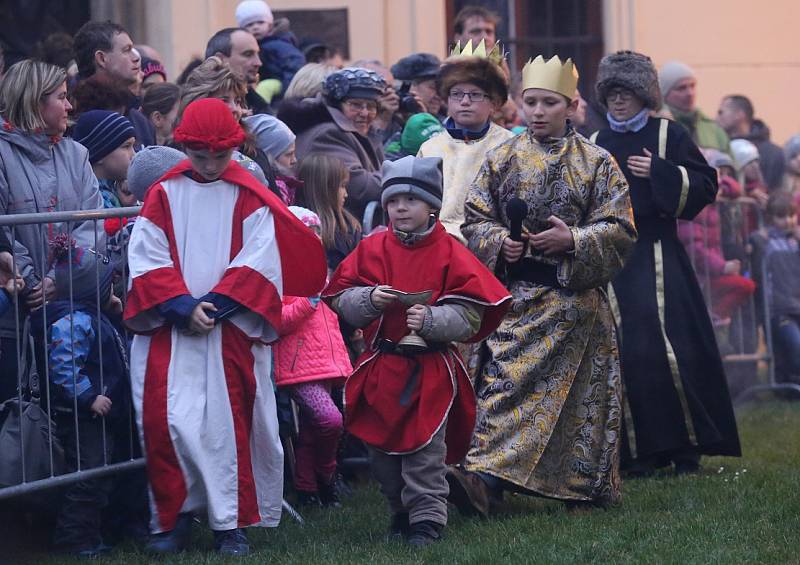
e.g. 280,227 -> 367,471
73,110 -> 136,164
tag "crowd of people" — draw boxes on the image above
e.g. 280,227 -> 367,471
1,1 -> 798,559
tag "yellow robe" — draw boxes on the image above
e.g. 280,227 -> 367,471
418,123 -> 513,242
461,128 -> 636,504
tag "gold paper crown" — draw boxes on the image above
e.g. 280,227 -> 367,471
449,39 -> 506,66
521,55 -> 579,99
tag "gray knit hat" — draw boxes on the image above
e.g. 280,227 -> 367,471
323,67 -> 387,104
730,139 -> 760,171
128,146 -> 187,202
596,50 -> 662,110
658,61 -> 696,98
380,156 -> 443,210
243,114 -> 295,160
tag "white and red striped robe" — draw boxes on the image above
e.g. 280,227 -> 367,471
124,160 -> 326,533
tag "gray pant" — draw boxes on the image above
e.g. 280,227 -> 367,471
368,422 -> 449,526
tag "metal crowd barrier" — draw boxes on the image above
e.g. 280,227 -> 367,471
0,206 -> 141,501
679,197 -> 800,403
0,206 -> 304,525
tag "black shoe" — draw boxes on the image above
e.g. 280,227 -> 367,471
407,520 -> 443,547
213,528 -> 249,557
296,490 -> 322,508
319,479 -> 342,508
387,512 -> 410,541
145,513 -> 193,554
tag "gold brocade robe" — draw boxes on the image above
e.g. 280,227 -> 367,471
461,128 -> 637,504
418,123 -> 514,243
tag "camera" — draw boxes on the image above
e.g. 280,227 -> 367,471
397,83 -> 424,114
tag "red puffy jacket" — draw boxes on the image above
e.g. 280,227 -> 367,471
273,297 -> 352,387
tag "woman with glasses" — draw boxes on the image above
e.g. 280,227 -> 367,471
417,52 -> 513,243
592,51 -> 741,477
279,67 -> 386,220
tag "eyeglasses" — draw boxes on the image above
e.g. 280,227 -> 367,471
344,100 -> 378,114
449,90 -> 490,102
607,88 -> 634,102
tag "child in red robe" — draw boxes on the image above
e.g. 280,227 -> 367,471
124,98 -> 326,556
324,156 -> 511,546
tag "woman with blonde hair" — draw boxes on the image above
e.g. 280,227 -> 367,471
284,62 -> 338,100
0,59 -> 103,404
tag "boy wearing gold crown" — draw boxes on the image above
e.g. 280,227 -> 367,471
448,55 -> 637,515
417,40 -> 513,243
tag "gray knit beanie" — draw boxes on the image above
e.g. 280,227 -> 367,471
128,146 -> 187,202
658,61 -> 696,98
381,156 -> 443,210
730,139 -> 760,171
243,114 -> 296,160
596,51 -> 662,110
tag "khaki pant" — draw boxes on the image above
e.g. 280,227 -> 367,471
368,422 -> 448,526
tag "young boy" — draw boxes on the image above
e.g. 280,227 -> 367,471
41,236 -> 129,558
752,192 -> 800,381
323,155 -> 511,546
73,110 -> 138,209
124,98 -> 326,556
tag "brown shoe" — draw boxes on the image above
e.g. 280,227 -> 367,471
446,466 -> 491,518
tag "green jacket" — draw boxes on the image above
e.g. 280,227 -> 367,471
669,106 -> 731,153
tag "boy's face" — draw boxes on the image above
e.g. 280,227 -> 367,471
771,213 -> 797,235
448,81 -> 496,131
386,193 -> 434,234
522,89 -> 577,140
243,19 -> 272,41
95,137 -> 136,181
186,147 -> 235,181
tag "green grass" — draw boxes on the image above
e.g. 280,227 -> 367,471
13,402 -> 800,564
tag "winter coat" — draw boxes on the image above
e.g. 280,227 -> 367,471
273,296 -> 352,387
669,106 -> 730,153
0,117 -> 104,337
278,96 -> 384,221
259,32 -> 305,95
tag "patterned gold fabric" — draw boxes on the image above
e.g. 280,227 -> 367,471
461,128 -> 636,503
418,123 -> 513,243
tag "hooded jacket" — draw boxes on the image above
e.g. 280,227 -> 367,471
0,117 -> 104,337
278,96 -> 383,220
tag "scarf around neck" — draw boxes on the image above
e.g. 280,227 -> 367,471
607,108 -> 650,133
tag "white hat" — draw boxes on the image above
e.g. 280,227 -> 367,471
730,139 -> 760,171
235,0 -> 273,29
658,61 -> 695,98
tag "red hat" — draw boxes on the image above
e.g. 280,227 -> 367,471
173,98 -> 246,152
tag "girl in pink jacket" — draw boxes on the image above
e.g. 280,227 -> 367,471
274,207 -> 353,507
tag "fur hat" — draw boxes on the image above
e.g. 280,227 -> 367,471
437,57 -> 509,105
381,156 -> 443,210
391,53 -> 441,82
595,51 -> 661,110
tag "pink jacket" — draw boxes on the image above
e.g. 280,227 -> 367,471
273,296 -> 353,387
678,176 -> 742,277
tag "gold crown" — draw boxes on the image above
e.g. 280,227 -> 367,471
521,55 -> 579,99
449,39 -> 506,66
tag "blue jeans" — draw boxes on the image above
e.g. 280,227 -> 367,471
772,316 -> 800,378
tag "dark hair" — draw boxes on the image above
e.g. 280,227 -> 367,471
71,74 -> 133,116
36,32 -> 75,69
725,95 -> 754,123
176,58 -> 203,85
74,20 -> 129,79
453,6 -> 500,34
205,28 -> 242,59
142,82 -> 180,118
767,191 -> 796,218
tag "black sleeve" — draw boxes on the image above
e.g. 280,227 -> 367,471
649,122 -> 718,221
0,228 -> 12,254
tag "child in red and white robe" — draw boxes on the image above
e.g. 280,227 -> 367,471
124,98 -> 326,556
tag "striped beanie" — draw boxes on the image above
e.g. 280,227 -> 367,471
73,110 -> 135,164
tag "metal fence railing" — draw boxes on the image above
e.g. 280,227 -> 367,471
678,197 -> 800,403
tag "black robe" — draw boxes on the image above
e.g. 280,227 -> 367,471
595,117 -> 741,463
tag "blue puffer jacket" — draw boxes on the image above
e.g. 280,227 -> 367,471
259,32 -> 306,94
